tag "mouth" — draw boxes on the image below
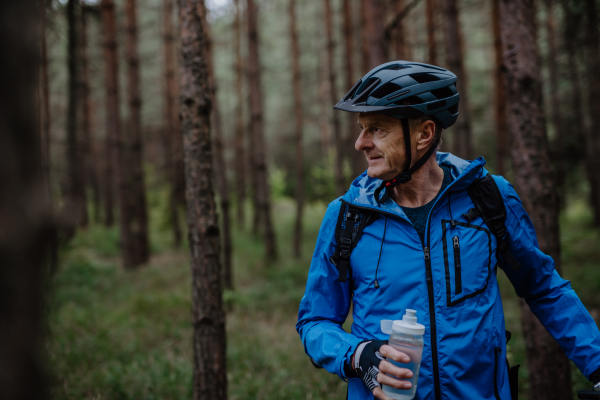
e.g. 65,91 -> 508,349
367,156 -> 383,163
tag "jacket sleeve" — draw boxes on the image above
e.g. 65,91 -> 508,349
296,200 -> 363,380
494,176 -> 600,379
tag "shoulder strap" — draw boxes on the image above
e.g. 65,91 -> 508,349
466,175 -> 522,271
332,201 -> 376,282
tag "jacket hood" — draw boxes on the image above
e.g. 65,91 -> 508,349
342,152 -> 488,216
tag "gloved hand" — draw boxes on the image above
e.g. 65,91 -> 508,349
591,367 -> 600,391
352,340 -> 388,392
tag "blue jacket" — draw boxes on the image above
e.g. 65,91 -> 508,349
297,153 -> 600,400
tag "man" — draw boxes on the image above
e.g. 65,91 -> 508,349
296,61 -> 600,400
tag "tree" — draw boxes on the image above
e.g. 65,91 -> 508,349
101,0 -> 137,268
290,0 -> 304,258
179,1 -> 227,398
498,0 -> 573,397
40,0 -> 51,204
162,0 -> 185,246
324,0 -> 345,196
393,0 -> 408,60
0,0 -> 54,397
360,0 -> 370,74
442,0 -> 473,159
233,0 -> 246,227
65,0 -> 87,232
125,0 -> 150,265
491,0 -> 507,175
426,0 -> 437,65
247,0 -> 277,260
363,0 -> 386,69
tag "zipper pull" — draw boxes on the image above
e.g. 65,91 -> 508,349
424,247 -> 430,260
453,236 -> 459,249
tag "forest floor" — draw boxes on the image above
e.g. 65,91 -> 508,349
47,194 -> 600,400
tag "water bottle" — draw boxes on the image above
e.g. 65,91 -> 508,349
380,309 -> 425,400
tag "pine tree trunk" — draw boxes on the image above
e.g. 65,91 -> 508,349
325,0 -> 346,196
40,0 -> 52,204
0,1 -> 54,396
498,0 -> 572,397
393,0 -> 407,59
426,0 -> 437,65
101,0 -> 136,268
179,2 -> 227,398
125,0 -> 149,265
364,0 -> 386,69
584,0 -> 600,228
233,0 -> 246,227
492,0 -> 507,175
442,0 -> 472,159
247,0 -> 277,260
66,0 -> 87,232
81,6 -> 101,223
162,0 -> 184,247
290,0 -> 304,258
544,0 -> 565,204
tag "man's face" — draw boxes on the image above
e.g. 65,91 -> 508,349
356,113 -> 409,181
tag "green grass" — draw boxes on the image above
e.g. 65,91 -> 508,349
47,197 -> 600,399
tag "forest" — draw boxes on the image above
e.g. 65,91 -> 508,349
2,0 -> 600,399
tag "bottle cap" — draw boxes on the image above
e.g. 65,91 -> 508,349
392,309 -> 425,335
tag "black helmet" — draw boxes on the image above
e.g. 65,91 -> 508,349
334,60 -> 460,190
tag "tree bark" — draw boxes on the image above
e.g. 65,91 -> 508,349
179,2 -> 227,398
101,0 -> 136,268
393,0 -> 407,60
125,0 -> 149,265
81,5 -> 101,223
233,0 -> 246,227
360,0 -> 370,75
325,0 -> 346,196
40,0 -> 51,204
0,1 -> 54,397
426,0 -> 437,65
247,0 -> 277,260
364,0 -> 386,69
442,0 -> 473,159
290,0 -> 304,258
491,0 -> 507,175
584,0 -> 600,227
162,0 -> 184,247
498,0 -> 573,397
66,0 -> 87,232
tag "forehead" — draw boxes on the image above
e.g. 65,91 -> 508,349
357,113 -> 401,129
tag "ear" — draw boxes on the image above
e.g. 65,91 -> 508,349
415,120 -> 436,151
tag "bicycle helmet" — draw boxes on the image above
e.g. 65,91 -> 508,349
334,60 -> 460,188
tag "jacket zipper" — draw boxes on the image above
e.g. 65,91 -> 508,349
494,347 -> 502,400
453,236 -> 462,294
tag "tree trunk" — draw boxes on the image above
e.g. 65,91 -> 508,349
125,0 -> 149,265
426,0 -> 437,65
162,0 -> 184,247
0,1 -> 55,397
40,0 -> 51,204
491,0 -> 507,175
66,0 -> 87,233
393,0 -> 407,59
584,0 -> 600,227
364,0 -> 386,69
498,0 -> 573,397
360,0 -> 370,75
179,2 -> 227,398
290,0 -> 304,258
544,0 -> 565,205
81,6 -> 101,223
442,0 -> 472,159
101,0 -> 136,268
233,0 -> 246,227
247,0 -> 277,260
325,0 -> 346,196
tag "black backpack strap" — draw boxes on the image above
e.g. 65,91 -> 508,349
467,175 -> 522,271
332,201 -> 376,283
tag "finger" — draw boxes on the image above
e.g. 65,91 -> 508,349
379,345 -> 410,363
378,359 -> 414,380
372,386 -> 394,400
377,371 -> 413,390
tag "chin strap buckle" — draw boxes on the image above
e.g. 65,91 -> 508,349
384,171 -> 412,188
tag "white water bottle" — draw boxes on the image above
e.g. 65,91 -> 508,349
380,309 -> 425,400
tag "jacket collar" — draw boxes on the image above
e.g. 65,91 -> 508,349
342,152 -> 488,217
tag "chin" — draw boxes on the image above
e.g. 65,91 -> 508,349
366,167 -> 396,181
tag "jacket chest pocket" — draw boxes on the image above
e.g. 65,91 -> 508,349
441,219 -> 492,307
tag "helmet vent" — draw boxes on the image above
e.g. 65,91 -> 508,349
370,82 -> 403,99
353,78 -> 381,103
343,79 -> 362,101
430,86 -> 454,100
410,73 -> 441,84
394,95 -> 425,105
448,103 -> 459,114
427,100 -> 447,110
379,63 -> 410,71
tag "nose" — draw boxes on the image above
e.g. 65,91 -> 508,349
355,129 -> 372,152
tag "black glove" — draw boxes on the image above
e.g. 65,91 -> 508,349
591,367 -> 600,391
353,340 -> 388,392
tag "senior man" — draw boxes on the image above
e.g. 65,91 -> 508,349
296,61 -> 600,400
